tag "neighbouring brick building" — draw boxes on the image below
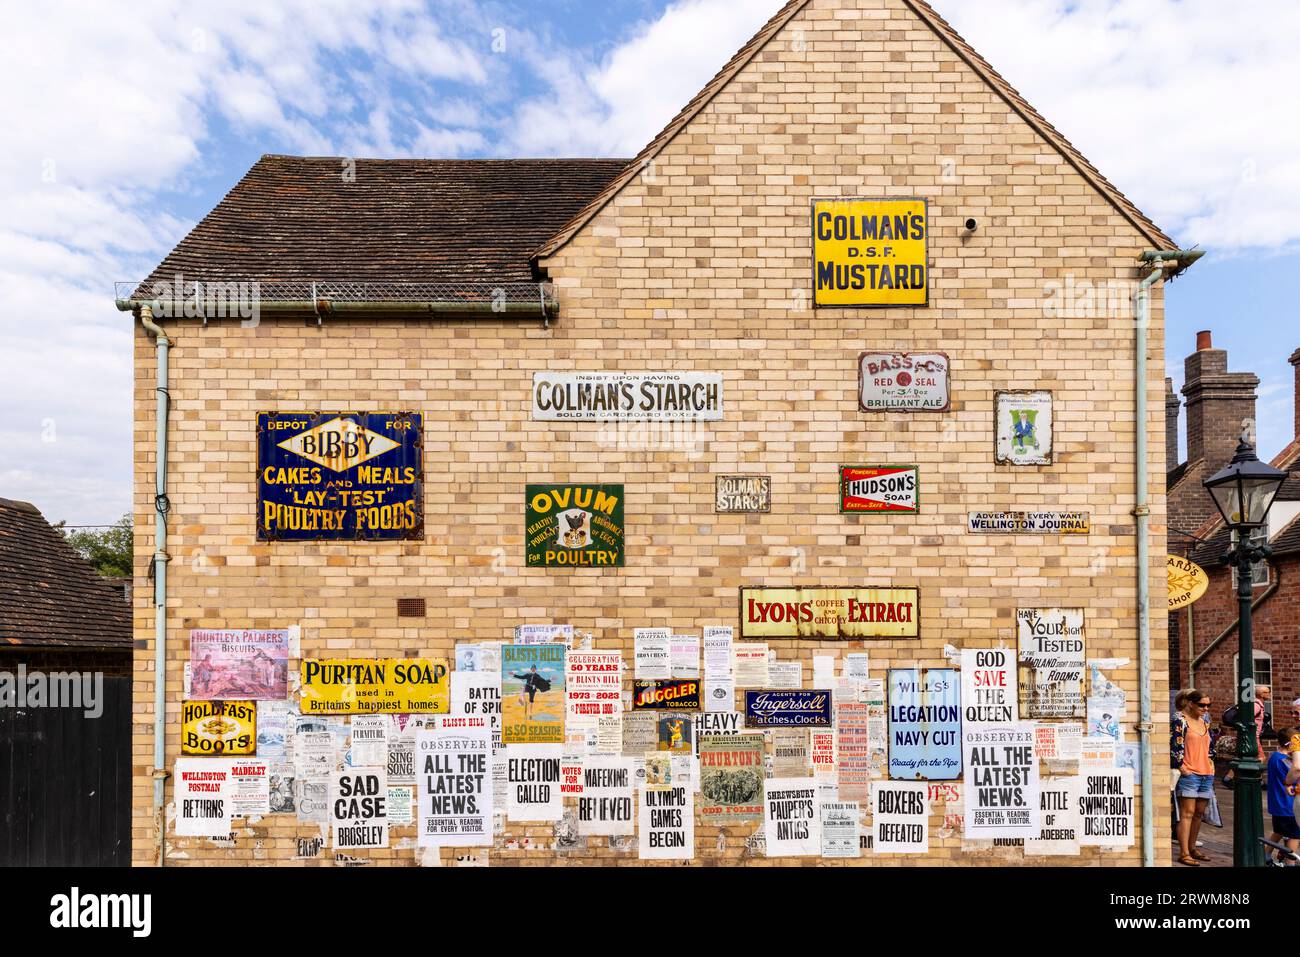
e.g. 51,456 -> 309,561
1168,337 -> 1300,723
126,0 -> 1192,866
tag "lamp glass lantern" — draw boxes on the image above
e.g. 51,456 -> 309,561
1203,440 -> 1287,530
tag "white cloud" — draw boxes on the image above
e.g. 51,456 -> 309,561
1,0 -> 1297,524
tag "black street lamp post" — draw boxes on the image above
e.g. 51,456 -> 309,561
1203,438 -> 1287,868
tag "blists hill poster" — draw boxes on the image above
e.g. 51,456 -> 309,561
501,643 -> 566,744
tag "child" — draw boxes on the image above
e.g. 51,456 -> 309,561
1267,727 -> 1300,862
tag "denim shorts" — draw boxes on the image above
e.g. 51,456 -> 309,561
1176,772 -> 1215,798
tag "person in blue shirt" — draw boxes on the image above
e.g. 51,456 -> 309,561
1266,726 -> 1300,862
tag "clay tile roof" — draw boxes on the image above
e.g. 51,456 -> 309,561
134,155 -> 629,301
0,499 -> 131,651
1187,444 -> 1300,564
1270,514 -> 1300,560
534,0 -> 1176,262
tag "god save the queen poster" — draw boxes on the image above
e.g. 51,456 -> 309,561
257,412 -> 423,541
525,484 -> 625,568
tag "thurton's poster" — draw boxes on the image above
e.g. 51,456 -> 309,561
256,412 -> 423,541
300,658 -> 450,715
525,484 -> 625,568
501,643 -> 566,744
699,734 -> 765,822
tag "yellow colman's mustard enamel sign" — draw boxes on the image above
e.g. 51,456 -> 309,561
1167,555 -> 1210,611
812,198 -> 928,307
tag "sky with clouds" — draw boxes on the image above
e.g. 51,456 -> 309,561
2,0 -> 1297,525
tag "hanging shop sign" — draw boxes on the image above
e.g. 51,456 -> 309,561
887,668 -> 962,780
738,586 -> 919,639
632,678 -> 701,712
839,465 -> 919,513
967,511 -> 1090,534
715,474 -> 771,513
525,483 -> 625,568
299,658 -> 450,715
181,700 -> 257,756
812,198 -> 928,307
994,391 -> 1053,465
699,733 -> 765,822
532,372 -> 723,421
858,351 -> 950,412
256,412 -> 423,541
1167,555 -> 1210,610
743,690 -> 833,728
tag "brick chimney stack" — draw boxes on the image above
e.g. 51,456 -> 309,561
1182,330 -> 1259,470
1290,348 -> 1300,441
1165,377 -> 1180,470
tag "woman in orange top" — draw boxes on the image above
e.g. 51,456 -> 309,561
1171,689 -> 1216,866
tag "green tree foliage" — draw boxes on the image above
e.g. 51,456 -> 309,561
57,513 -> 133,578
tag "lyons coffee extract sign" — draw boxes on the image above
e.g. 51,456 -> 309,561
840,466 -> 919,513
257,412 -> 422,541
526,484 -> 625,568
739,586 -> 919,640
812,198 -> 928,307
859,352 -> 950,412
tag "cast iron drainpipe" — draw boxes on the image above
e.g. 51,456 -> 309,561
1135,248 -> 1204,866
139,304 -> 171,866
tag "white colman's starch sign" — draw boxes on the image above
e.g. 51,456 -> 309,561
533,372 -> 723,421
859,352 -> 950,412
962,723 -> 1039,839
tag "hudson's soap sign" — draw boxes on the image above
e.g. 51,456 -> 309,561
257,412 -> 422,541
526,484 -> 625,568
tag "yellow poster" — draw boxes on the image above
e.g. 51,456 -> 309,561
299,658 -> 450,715
739,586 -> 919,639
812,198 -> 928,307
181,700 -> 257,755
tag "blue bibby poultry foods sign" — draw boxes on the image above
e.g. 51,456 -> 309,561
257,412 -> 423,541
